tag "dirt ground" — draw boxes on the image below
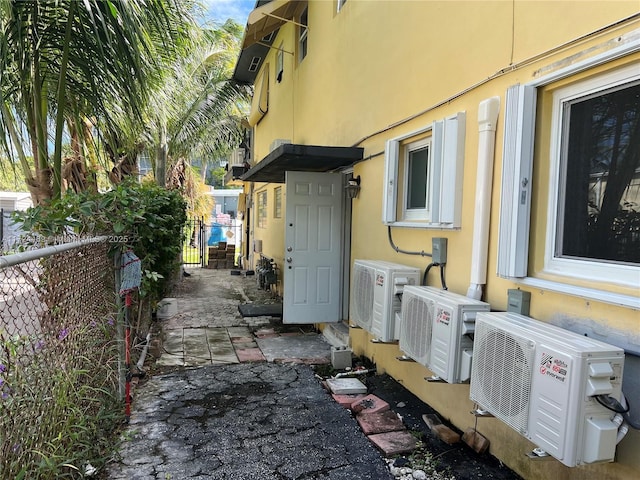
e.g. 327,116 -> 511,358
362,373 -> 522,480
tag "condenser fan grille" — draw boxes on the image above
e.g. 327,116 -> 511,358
350,266 -> 374,330
399,294 -> 434,365
470,322 -> 534,434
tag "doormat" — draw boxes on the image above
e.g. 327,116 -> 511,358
238,303 -> 283,318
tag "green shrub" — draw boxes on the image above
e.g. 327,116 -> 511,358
5,180 -> 187,477
18,179 -> 188,303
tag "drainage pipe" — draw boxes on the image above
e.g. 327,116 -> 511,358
333,368 -> 376,379
467,97 -> 500,300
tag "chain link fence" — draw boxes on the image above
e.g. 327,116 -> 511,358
0,236 -> 122,478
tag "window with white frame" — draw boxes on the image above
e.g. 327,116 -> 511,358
551,71 -> 640,270
257,190 -> 267,228
404,138 -> 431,221
383,112 -> 466,228
274,186 -> 282,218
276,43 -> 284,82
498,53 -> 640,291
298,6 -> 308,63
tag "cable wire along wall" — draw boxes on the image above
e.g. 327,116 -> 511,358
0,236 -> 120,478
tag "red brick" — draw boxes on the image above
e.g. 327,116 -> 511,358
432,424 -> 461,445
302,357 -> 330,365
332,394 -> 368,409
422,413 -> 461,445
422,413 -> 442,429
255,333 -> 279,339
351,394 -> 390,415
230,336 -> 254,344
367,430 -> 417,456
254,328 -> 275,336
462,428 -> 490,454
235,348 -> 266,363
274,358 -> 304,364
357,410 -> 405,435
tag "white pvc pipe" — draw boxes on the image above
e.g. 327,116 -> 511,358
136,333 -> 152,371
616,424 -> 629,444
467,97 -> 500,300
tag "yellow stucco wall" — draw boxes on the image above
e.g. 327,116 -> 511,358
246,182 -> 286,293
245,1 -> 640,478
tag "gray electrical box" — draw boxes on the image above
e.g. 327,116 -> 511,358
432,237 -> 448,264
507,289 -> 531,316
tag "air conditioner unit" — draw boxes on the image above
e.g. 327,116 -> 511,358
350,260 -> 420,342
399,286 -> 489,383
470,312 -> 625,467
269,138 -> 291,153
229,148 -> 245,166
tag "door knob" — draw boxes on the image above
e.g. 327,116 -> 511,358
287,246 -> 292,252
286,257 -> 292,263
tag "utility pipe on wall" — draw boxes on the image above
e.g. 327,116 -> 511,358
467,97 -> 500,300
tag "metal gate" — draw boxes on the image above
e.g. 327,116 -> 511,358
183,218 -> 244,267
183,217 -> 205,266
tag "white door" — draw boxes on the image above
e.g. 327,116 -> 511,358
284,171 -> 343,324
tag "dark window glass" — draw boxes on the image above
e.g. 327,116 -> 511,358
560,82 -> 640,264
407,146 -> 429,209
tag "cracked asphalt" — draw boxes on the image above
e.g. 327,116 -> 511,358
106,269 -> 393,479
107,363 -> 392,480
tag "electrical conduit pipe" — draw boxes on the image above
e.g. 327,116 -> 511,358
467,97 -> 500,300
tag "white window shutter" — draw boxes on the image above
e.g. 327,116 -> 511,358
430,120 -> 444,223
382,139 -> 399,223
497,84 -> 536,278
440,112 -> 466,226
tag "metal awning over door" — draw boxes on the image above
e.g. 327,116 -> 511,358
240,143 -> 364,183
242,0 -> 306,49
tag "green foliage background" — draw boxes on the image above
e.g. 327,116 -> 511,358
0,160 -> 28,191
17,180 -> 188,302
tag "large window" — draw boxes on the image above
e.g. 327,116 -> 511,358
554,79 -> 640,266
498,45 -> 640,297
383,113 -> 465,228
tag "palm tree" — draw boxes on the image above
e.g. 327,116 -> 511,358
148,20 -> 251,189
0,0 -> 195,203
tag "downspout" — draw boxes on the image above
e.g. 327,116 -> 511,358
467,97 -> 500,300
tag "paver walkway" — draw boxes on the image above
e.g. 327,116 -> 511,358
156,269 -> 331,367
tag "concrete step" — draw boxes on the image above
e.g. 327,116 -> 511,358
323,321 -> 350,347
